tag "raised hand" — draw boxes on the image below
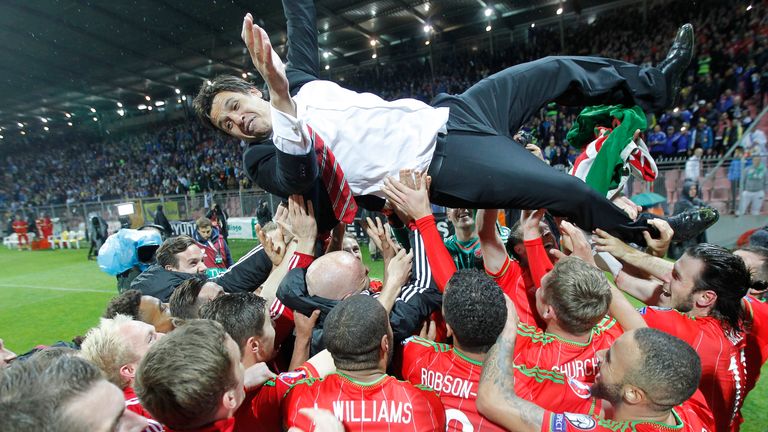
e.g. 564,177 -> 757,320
643,219 -> 674,258
384,248 -> 413,289
382,171 -> 433,222
592,228 -> 635,260
243,362 -> 277,390
550,221 -> 595,265
241,13 -> 293,114
364,216 -> 398,261
521,209 -> 546,241
256,224 -> 285,266
283,195 -> 317,245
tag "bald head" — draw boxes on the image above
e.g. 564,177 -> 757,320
306,251 -> 367,300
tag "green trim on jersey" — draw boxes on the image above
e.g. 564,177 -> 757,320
517,316 -> 618,347
595,407 -> 684,432
513,363 -> 566,384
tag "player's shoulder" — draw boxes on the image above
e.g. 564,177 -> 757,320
516,321 -> 556,346
403,336 -> 451,353
637,305 -> 690,320
593,316 -> 622,336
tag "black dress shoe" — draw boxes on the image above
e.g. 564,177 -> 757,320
666,206 -> 719,242
658,23 -> 694,106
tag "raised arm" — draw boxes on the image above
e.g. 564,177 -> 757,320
383,172 -> 457,291
477,209 -> 507,275
477,297 -> 544,432
592,228 -> 673,279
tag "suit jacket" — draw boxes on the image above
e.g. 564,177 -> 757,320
242,0 -> 383,232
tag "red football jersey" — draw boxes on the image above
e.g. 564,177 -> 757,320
541,390 -> 714,432
401,336 -> 505,431
743,296 -> 768,398
283,373 -> 446,432
640,306 -> 747,432
123,386 -> 165,432
513,364 -> 602,414
514,316 -> 623,384
245,363 -> 319,431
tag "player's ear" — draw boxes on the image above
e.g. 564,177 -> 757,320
445,323 -> 454,339
694,290 -> 717,309
380,334 -> 389,357
623,385 -> 645,405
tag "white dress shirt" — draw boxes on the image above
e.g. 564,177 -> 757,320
270,80 -> 449,198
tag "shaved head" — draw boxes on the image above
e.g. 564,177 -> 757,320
306,251 -> 367,300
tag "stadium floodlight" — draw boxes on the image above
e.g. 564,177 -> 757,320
116,202 -> 135,216
44,126 -> 49,131
206,79 -> 212,85
370,39 -> 377,46
372,53 -> 378,59
747,4 -> 753,11
556,7 -> 563,15
175,88 -> 181,94
41,118 -> 48,123
242,73 -> 248,79
325,65 -> 330,70
425,4 -> 430,11
425,40 -> 430,46
484,8 -> 492,17
181,95 -> 187,101
67,122 -> 73,126
65,112 -> 71,118
423,25 -> 432,33
117,109 -> 125,116
20,131 -> 25,135
531,23 -> 535,28
90,107 -> 96,113
486,25 -> 492,31
148,106 -> 153,111
138,104 -> 147,110
93,117 -> 98,121
0,135 -> 3,139
177,99 -> 182,103
145,95 -> 151,101
323,51 -> 330,59
155,101 -> 165,107
117,102 -> 123,108
17,122 -> 23,128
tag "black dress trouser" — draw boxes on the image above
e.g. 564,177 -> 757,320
428,56 -> 671,242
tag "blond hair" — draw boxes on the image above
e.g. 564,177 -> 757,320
79,314 -> 139,389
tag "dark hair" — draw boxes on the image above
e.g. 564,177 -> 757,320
156,235 -> 197,269
323,296 -> 388,371
103,289 -> 142,319
686,244 -> 750,332
544,257 -> 611,334
8,355 -> 105,432
443,269 -> 507,354
199,293 -> 267,354
135,319 -> 238,429
738,246 -> 768,284
505,219 -> 524,260
627,328 -> 701,410
170,277 -> 207,319
193,75 -> 258,131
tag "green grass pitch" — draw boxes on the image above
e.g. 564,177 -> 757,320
0,241 -> 765,429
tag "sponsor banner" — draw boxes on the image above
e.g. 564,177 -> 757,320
227,217 -> 259,240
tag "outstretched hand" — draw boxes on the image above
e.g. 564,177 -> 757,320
592,228 -> 635,260
382,171 -> 433,222
550,221 -> 595,265
241,13 -> 292,113
521,209 -> 546,241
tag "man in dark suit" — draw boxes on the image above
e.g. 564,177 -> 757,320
194,0 -> 713,243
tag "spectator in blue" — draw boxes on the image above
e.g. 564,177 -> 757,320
716,89 -> 735,113
648,125 -> 668,159
691,117 -> 714,154
728,146 -> 749,214
674,123 -> 692,156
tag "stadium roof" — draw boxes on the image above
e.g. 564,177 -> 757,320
0,0 -> 623,135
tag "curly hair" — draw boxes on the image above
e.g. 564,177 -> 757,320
443,269 -> 507,354
103,289 -> 142,319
